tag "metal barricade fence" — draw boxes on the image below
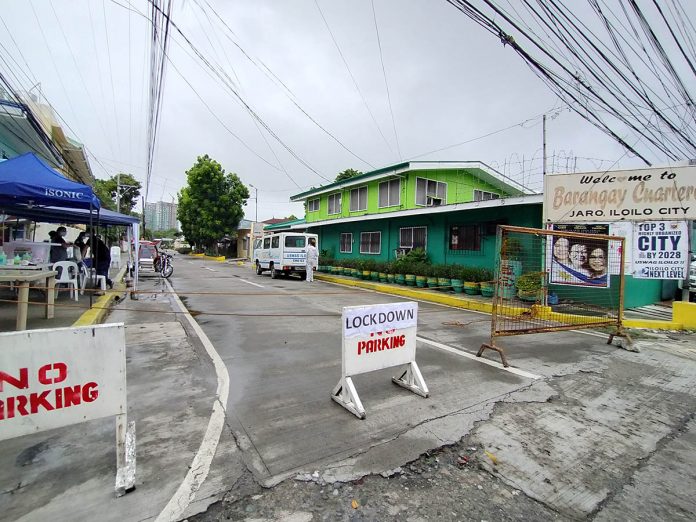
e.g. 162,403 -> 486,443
479,225 -> 631,366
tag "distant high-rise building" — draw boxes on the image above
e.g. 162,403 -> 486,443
144,201 -> 179,232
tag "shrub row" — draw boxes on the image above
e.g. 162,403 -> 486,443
318,247 -> 492,283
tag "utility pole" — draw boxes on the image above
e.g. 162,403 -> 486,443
249,184 -> 258,222
542,114 -> 547,178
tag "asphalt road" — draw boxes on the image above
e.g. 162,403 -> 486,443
170,256 -> 616,486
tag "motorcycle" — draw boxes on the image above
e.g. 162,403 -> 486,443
154,249 -> 174,278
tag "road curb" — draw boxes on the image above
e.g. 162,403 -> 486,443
315,273 -> 687,331
72,265 -> 128,327
191,253 -> 226,262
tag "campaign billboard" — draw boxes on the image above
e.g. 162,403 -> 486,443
633,221 -> 688,279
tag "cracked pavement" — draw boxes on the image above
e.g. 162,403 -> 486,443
3,258 -> 696,521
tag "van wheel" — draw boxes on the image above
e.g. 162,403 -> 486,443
270,264 -> 278,279
256,261 -> 263,275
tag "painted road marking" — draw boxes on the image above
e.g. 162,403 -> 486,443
156,279 -> 230,522
203,267 -> 217,272
416,336 -> 542,380
239,278 -> 264,288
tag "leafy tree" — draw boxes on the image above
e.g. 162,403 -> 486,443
335,168 -> 362,182
93,173 -> 142,214
285,214 -> 298,221
177,155 -> 249,250
93,179 -> 116,211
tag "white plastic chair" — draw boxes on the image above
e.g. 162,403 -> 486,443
79,264 -> 106,295
53,261 -> 80,301
110,246 -> 121,268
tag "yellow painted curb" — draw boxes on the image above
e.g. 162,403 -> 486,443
190,253 -> 225,261
73,266 -> 128,327
316,273 -> 685,331
624,318 -> 682,330
673,301 -> 696,329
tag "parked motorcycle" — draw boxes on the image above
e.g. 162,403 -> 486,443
154,250 -> 174,278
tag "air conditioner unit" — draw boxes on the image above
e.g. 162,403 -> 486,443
395,248 -> 411,258
426,197 -> 442,206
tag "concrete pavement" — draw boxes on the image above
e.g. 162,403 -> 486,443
169,258 -> 665,494
0,273 -> 248,521
2,254 -> 696,521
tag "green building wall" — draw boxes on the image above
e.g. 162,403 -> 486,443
305,168 -> 506,223
309,202 -> 664,309
311,204 -> 540,267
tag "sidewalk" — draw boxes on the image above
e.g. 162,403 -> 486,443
0,271 -> 245,521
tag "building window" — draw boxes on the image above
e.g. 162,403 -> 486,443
350,186 -> 368,212
378,179 -> 400,208
328,193 -> 341,215
271,236 -> 280,248
400,226 -> 427,250
450,225 -> 481,251
473,190 -> 500,201
416,178 -> 447,206
340,233 -> 353,253
308,198 -> 320,212
360,231 -> 381,254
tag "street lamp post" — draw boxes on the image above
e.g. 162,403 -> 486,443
249,184 -> 258,223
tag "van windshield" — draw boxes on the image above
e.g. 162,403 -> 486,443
285,236 -> 306,248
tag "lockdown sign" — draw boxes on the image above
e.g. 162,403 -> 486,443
342,302 -> 418,377
0,324 -> 127,441
633,221 -> 688,279
334,301 -> 426,419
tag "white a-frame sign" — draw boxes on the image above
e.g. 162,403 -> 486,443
332,301 -> 428,419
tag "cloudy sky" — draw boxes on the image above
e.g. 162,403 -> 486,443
1,0 -> 688,220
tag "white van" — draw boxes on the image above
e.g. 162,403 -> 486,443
253,232 -> 319,279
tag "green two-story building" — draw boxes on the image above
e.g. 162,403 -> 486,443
288,161 -> 670,308
289,161 -> 539,270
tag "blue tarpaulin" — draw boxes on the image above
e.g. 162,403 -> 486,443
0,152 -> 100,210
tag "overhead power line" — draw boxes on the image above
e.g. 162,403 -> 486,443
314,0 -> 395,156
446,0 -> 696,164
371,0 -> 402,161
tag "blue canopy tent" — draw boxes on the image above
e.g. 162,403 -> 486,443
0,152 -> 142,291
0,152 -> 101,210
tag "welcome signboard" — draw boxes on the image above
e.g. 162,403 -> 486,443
543,166 -> 696,223
332,302 -> 428,419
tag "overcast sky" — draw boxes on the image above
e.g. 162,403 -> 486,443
1,0 -> 688,221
